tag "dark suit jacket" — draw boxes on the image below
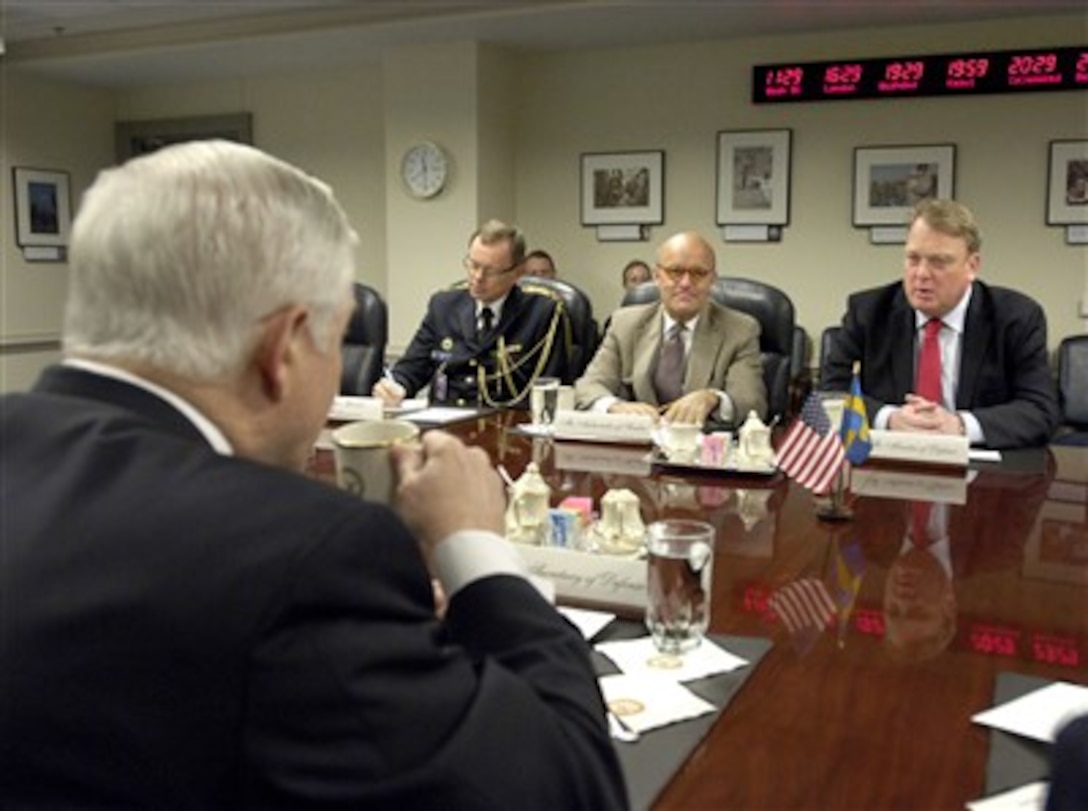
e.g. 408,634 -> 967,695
574,300 -> 767,424
1048,714 -> 1088,811
0,366 -> 626,809
822,280 -> 1059,449
392,285 -> 571,408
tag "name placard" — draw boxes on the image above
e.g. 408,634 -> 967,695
850,467 -> 968,504
328,395 -> 384,422
868,429 -> 969,466
518,545 -> 647,611
552,411 -> 655,444
553,442 -> 653,476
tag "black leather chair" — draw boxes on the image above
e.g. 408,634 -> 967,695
1055,334 -> 1088,445
519,275 -> 598,381
712,277 -> 795,422
619,277 -> 797,421
789,325 -> 811,415
819,325 -> 843,388
620,281 -> 660,308
340,282 -> 388,395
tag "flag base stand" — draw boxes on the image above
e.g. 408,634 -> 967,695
815,500 -> 854,521
815,470 -> 853,521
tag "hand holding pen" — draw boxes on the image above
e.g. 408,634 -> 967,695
372,365 -> 407,406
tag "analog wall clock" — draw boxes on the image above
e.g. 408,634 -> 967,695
400,141 -> 450,199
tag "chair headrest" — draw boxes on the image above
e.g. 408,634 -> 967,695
344,283 -> 388,346
620,281 -> 661,307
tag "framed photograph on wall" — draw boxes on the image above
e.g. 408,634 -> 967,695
115,113 -> 253,162
13,167 -> 72,258
580,150 -> 664,226
716,129 -> 792,226
853,144 -> 955,226
1046,139 -> 1088,225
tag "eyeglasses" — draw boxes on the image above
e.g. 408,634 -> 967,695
656,265 -> 714,283
463,256 -> 518,279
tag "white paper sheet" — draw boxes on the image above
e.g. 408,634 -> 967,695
967,781 -> 1048,811
397,407 -> 485,425
557,606 -> 616,640
971,681 -> 1088,743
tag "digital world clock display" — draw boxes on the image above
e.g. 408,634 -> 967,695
753,46 -> 1088,103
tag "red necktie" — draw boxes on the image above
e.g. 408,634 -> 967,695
916,318 -> 943,404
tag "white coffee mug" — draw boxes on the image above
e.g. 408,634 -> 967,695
659,422 -> 702,462
331,419 -> 420,503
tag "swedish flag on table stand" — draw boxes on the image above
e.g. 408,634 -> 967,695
841,361 -> 872,467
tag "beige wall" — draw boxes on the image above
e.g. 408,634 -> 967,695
1,73 -> 113,390
2,14 -> 1085,391
114,67 -> 388,293
514,16 -> 1088,349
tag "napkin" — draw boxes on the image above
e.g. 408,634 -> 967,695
971,681 -> 1088,743
598,673 -> 716,734
966,781 -> 1048,811
595,635 -> 749,682
558,606 -> 616,640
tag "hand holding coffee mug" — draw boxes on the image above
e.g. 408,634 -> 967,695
332,419 -> 420,504
392,431 -> 507,548
645,520 -> 715,654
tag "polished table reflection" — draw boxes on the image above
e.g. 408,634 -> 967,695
321,410 -> 1088,810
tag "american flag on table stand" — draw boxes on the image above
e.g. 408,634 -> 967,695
775,393 -> 845,495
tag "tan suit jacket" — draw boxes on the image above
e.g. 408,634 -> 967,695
574,300 -> 767,424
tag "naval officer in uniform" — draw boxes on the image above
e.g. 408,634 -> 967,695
374,220 -> 572,409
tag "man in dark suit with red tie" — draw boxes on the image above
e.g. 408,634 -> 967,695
0,142 -> 626,809
373,220 -> 571,409
822,199 -> 1059,449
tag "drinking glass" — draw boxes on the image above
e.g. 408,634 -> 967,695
530,376 -> 561,427
645,519 -> 715,653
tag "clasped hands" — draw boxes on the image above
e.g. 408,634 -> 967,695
888,394 -> 965,436
608,389 -> 718,425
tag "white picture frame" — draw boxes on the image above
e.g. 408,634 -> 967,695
716,129 -> 792,226
1046,139 -> 1088,226
853,144 -> 955,226
12,167 -> 72,254
580,150 -> 665,226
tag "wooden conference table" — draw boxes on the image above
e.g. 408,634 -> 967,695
322,409 -> 1088,810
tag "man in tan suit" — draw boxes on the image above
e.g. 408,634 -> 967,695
575,231 -> 766,426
